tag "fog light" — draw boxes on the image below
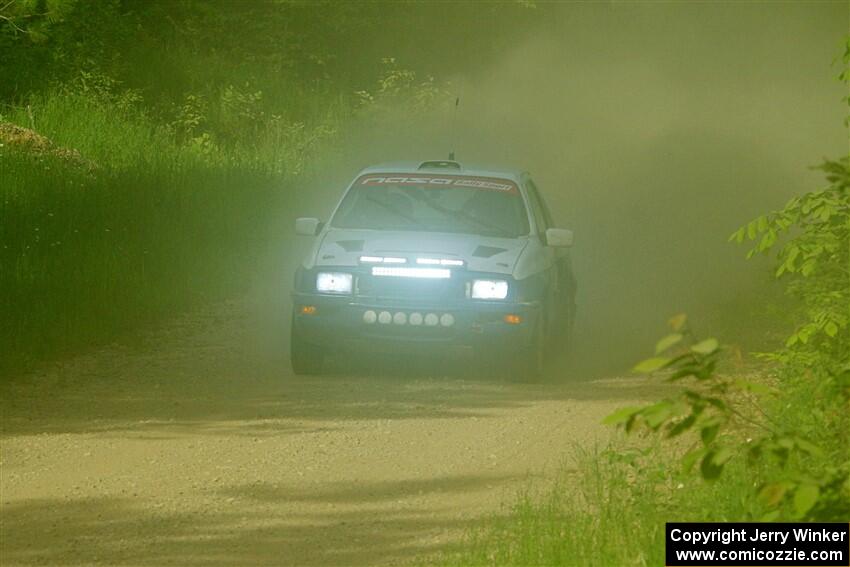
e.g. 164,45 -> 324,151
409,312 -> 423,326
300,305 -> 317,315
378,311 -> 392,324
440,313 -> 455,327
363,310 -> 377,324
393,312 -> 407,325
504,314 -> 522,325
424,313 -> 439,326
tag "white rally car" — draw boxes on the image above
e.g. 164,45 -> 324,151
290,160 -> 577,380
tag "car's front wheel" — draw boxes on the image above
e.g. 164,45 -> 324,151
483,313 -> 545,383
290,317 -> 325,375
512,314 -> 546,382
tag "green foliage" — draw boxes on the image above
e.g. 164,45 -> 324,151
0,76 -> 345,375
2,1 -> 527,108
607,153 -> 850,522
441,443 -> 763,566
0,0 -> 77,41
445,31 -> 850,567
621,316 -> 848,520
2,0 -> 482,375
841,36 -> 850,125
355,57 -> 451,115
610,316 -> 737,479
606,35 -> 850,515
728,158 -> 849,370
166,84 -> 345,177
63,69 -> 144,112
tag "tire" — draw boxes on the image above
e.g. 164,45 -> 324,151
556,302 -> 576,353
506,313 -> 546,383
290,317 -> 325,375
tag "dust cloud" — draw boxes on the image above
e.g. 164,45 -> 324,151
288,2 -> 848,377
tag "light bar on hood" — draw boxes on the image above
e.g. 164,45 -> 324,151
416,257 -> 464,267
359,255 -> 407,264
372,266 -> 451,279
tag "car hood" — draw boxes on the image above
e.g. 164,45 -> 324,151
310,228 -> 528,275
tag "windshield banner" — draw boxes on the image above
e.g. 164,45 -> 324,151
357,174 -> 519,194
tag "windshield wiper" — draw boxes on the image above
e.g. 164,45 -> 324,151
364,195 -> 424,228
407,193 -> 512,237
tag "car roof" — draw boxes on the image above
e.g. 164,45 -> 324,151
356,160 -> 529,184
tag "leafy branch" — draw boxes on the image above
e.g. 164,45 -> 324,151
607,313 -> 848,520
606,152 -> 850,520
1,0 -> 73,40
728,157 -> 849,371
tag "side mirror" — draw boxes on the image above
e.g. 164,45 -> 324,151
545,227 -> 573,248
295,217 -> 321,236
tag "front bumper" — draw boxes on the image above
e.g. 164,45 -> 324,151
291,292 -> 540,354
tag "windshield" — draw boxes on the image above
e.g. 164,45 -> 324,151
331,174 -> 530,238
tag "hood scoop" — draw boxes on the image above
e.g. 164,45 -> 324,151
335,240 -> 364,252
472,245 -> 508,258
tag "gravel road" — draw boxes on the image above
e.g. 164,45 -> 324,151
1,298 -> 658,566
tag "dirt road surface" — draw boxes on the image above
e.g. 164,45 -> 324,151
1,299 -> 657,566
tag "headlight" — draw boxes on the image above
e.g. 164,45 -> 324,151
471,279 -> 509,300
316,272 -> 353,294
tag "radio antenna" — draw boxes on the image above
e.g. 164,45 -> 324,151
448,96 -> 459,161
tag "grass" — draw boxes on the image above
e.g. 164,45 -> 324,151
440,358 -> 848,566
439,441 -> 769,567
0,90 -> 341,376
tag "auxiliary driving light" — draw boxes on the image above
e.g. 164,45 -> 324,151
363,310 -> 377,324
424,313 -> 439,326
440,313 -> 455,327
378,311 -> 392,324
393,312 -> 407,325
409,312 -> 423,326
